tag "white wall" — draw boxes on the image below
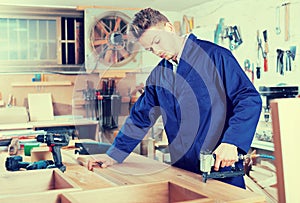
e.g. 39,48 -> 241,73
183,0 -> 300,89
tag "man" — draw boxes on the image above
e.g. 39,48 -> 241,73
88,8 -> 262,189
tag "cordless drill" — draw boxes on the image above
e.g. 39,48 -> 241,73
5,155 -> 54,171
36,133 -> 70,172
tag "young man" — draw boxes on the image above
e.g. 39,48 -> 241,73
88,8 -> 262,189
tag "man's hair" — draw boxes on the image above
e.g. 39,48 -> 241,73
129,8 -> 169,40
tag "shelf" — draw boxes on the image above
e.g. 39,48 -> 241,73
11,81 -> 73,87
251,139 -> 274,151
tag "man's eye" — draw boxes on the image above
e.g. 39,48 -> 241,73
145,47 -> 153,52
154,38 -> 160,44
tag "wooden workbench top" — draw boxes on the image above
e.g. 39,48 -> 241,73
0,148 -> 266,202
73,152 -> 266,202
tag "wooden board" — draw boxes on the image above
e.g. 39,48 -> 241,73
85,153 -> 170,175
60,181 -> 211,203
77,153 -> 266,202
28,93 -> 54,121
0,192 -> 62,203
0,169 -> 80,198
0,107 -> 29,124
270,98 -> 300,203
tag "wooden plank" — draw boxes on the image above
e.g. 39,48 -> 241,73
76,153 -> 266,202
0,192 -> 61,203
28,93 -> 54,121
270,98 -> 300,203
0,169 -> 80,197
60,181 -> 208,203
11,81 -> 72,87
245,175 -> 277,203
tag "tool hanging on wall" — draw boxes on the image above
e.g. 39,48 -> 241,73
286,46 -> 296,71
214,18 -> 224,44
213,18 -> 243,50
214,18 -> 243,50
243,59 -> 254,83
277,49 -> 284,75
182,15 -> 194,34
275,6 -> 281,35
226,26 -> 243,50
256,30 -> 265,79
276,46 -> 296,75
263,30 -> 269,72
282,2 -> 290,41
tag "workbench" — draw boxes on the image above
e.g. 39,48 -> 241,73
0,147 -> 266,203
0,117 -> 99,140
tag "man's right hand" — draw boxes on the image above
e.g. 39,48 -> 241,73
87,154 -> 117,171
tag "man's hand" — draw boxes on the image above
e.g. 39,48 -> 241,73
213,143 -> 238,171
87,154 -> 117,171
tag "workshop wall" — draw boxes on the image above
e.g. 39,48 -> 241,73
184,0 -> 300,89
0,74 -> 76,115
0,72 -> 136,118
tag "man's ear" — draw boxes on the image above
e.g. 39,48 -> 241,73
164,22 -> 175,32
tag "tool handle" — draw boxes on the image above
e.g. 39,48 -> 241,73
284,3 -> 290,41
256,67 -> 261,79
264,58 -> 268,72
51,146 -> 65,172
263,30 -> 268,52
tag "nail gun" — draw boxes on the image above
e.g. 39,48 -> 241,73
199,153 -> 245,183
199,152 -> 275,183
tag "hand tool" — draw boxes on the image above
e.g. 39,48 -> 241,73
286,46 -> 297,71
214,18 -> 224,44
243,59 -> 254,83
276,49 -> 284,75
199,152 -> 275,183
5,155 -> 54,171
275,6 -> 281,35
282,2 -> 290,41
290,46 -> 296,60
8,138 -> 19,155
36,133 -> 70,172
286,50 -> 292,71
256,30 -> 265,79
223,25 -> 243,50
230,25 -> 243,50
263,30 -> 268,72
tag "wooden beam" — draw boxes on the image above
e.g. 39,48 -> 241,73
76,5 -> 142,11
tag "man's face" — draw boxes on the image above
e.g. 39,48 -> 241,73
138,23 -> 177,60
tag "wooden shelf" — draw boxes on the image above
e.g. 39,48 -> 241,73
11,81 -> 73,87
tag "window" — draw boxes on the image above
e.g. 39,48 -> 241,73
0,17 -> 58,64
0,5 -> 84,72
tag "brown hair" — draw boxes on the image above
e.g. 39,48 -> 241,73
129,8 -> 169,40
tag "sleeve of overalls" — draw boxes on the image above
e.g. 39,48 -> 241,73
218,50 -> 262,154
106,78 -> 160,163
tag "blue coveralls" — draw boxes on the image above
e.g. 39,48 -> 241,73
107,34 -> 262,189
